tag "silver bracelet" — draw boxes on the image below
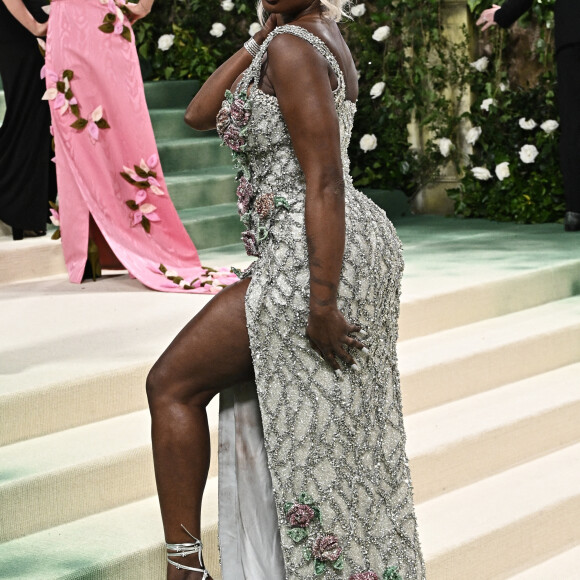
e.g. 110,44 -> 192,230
243,37 -> 261,58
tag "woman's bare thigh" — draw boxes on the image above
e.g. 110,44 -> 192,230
147,277 -> 254,406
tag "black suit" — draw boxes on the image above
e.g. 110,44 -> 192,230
494,0 -> 580,212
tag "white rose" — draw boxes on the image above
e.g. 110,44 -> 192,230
210,22 -> 226,37
372,25 -> 390,42
495,161 -> 510,181
540,119 -> 559,134
351,3 -> 366,17
519,144 -> 539,164
519,117 -> 537,130
499,82 -> 508,92
471,167 -> 492,180
360,134 -> 377,152
248,22 -> 262,36
438,137 -> 453,158
470,56 -> 489,72
481,98 -> 494,112
465,126 -> 482,146
370,81 -> 386,99
157,34 -> 175,51
221,0 -> 234,11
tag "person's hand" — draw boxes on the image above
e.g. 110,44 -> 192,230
253,13 -> 279,45
476,4 -> 501,31
306,306 -> 366,375
125,1 -> 151,23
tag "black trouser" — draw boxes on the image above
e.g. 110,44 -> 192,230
557,43 -> 580,212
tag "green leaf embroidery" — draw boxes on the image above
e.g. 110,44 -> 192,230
98,23 -> 115,34
141,216 -> 151,233
62,70 -> 74,81
287,528 -> 308,543
64,89 -> 74,101
125,200 -> 139,210
383,566 -> 402,580
303,547 -> 312,562
103,13 -> 116,23
70,118 -> 88,130
121,172 -> 137,186
283,502 -> 294,515
121,26 -> 132,43
95,118 -> 110,130
134,165 -> 149,178
70,104 -> 80,118
159,264 -> 168,274
274,196 -> 290,210
298,493 -> 315,506
333,554 -> 344,570
56,81 -> 65,93
314,559 -> 326,575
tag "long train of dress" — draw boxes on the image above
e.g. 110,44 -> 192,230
218,26 -> 425,580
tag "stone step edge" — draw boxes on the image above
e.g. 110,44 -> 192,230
418,442 -> 580,579
4,362 -> 580,541
0,407 -> 219,542
406,362 -> 580,503
0,487 -> 221,580
507,544 -> 580,579
399,295 -> 580,413
399,259 -> 580,340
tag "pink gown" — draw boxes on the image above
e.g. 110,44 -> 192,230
44,0 -> 229,293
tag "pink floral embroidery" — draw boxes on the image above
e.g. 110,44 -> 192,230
122,155 -> 165,232
98,0 -> 132,42
159,264 -> 239,293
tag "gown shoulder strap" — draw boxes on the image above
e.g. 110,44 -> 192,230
242,24 -> 346,101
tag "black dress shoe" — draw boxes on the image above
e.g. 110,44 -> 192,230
564,211 -> 580,231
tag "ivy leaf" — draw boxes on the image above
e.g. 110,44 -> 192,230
70,104 -> 80,118
125,200 -> 139,210
283,502 -> 294,515
383,566 -> 402,580
62,69 -> 74,81
95,118 -> 110,130
70,118 -> 88,130
333,554 -> 344,570
314,559 -> 326,576
120,172 -> 137,186
141,216 -> 151,233
103,13 -> 116,23
56,81 -> 65,93
134,165 -> 149,178
64,89 -> 74,100
98,23 -> 115,34
286,528 -> 308,543
121,26 -> 132,43
159,264 -> 168,274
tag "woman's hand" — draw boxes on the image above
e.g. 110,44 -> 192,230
476,4 -> 501,31
126,0 -> 151,23
306,305 -> 365,373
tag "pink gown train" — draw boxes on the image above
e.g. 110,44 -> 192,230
44,0 -> 230,293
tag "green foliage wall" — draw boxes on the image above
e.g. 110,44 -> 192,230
134,0 -> 562,223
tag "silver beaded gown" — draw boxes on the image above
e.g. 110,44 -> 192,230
217,25 -> 425,580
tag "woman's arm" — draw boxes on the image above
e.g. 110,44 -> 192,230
185,15 -> 278,131
477,0 -> 533,31
267,33 -> 363,370
1,0 -> 47,36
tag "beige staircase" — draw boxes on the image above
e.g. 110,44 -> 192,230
1,212 -> 579,579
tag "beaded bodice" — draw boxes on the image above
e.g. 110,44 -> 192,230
217,25 -> 356,257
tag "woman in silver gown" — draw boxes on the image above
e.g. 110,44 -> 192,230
146,1 -> 425,578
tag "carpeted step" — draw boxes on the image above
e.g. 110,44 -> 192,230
144,79 -> 200,110
418,442 -> 580,579
507,545 -> 580,579
0,488 -> 221,580
157,137 -> 231,173
398,295 -> 580,414
0,402 -> 219,543
406,362 -> 580,503
149,108 -> 217,141
179,203 -> 243,250
166,166 -> 236,210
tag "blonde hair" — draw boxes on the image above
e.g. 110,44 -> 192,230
257,0 -> 352,25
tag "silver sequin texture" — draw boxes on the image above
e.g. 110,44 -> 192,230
235,25 -> 425,580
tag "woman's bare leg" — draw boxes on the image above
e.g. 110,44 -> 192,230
146,278 -> 253,580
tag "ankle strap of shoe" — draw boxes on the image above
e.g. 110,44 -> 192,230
166,525 -> 208,577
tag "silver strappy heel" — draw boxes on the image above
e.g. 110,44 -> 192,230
166,524 -> 209,578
